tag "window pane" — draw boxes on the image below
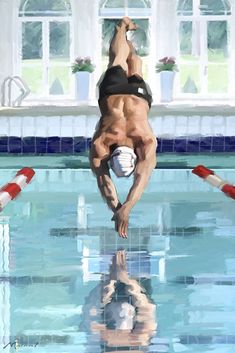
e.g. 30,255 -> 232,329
22,64 -> 43,95
208,21 -> 228,61
179,21 -> 200,92
49,66 -> 70,95
49,22 -> 70,95
179,21 -> 192,55
207,21 -> 228,93
200,0 -> 231,15
103,0 -> 124,8
22,21 -> 42,60
100,0 -> 151,15
19,0 -> 71,16
180,65 -> 200,93
50,22 -> 70,59
128,0 -> 151,7
177,0 -> 193,16
101,0 -> 150,7
22,22 -> 43,94
102,19 -> 117,63
208,65 -> 228,93
128,19 -> 149,56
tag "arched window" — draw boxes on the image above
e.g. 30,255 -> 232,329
99,0 -> 151,77
177,0 -> 231,97
177,0 -> 193,15
177,0 -> 231,16
19,0 -> 73,98
100,0 -> 151,16
19,0 -> 72,16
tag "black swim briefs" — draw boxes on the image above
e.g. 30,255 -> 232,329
98,65 -> 153,108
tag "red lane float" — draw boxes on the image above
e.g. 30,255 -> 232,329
192,165 -> 235,200
0,167 -> 35,211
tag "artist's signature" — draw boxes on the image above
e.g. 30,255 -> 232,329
3,340 -> 39,350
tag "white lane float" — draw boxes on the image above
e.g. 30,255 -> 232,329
192,165 -> 235,200
0,167 -> 35,211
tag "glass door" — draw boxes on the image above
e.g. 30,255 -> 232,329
207,20 -> 229,94
22,21 -> 43,95
178,21 -> 201,94
178,18 -> 229,96
21,18 -> 72,98
48,21 -> 71,96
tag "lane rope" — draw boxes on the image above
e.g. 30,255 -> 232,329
0,167 -> 35,211
192,165 -> 235,200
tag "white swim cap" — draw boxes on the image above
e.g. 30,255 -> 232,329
110,146 -> 137,177
105,301 -> 135,330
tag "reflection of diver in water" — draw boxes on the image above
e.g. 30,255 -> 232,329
80,250 -> 157,352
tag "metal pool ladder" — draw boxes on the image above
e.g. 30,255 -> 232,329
1,76 -> 30,107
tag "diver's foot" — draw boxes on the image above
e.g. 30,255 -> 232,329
119,17 -> 138,31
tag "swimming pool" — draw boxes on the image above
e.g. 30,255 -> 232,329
0,165 -> 235,352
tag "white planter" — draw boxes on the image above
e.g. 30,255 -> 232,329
75,71 -> 90,101
160,71 -> 175,102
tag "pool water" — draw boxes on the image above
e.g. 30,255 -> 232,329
0,168 -> 235,352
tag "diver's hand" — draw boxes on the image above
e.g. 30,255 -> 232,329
112,205 -> 130,238
110,250 -> 130,283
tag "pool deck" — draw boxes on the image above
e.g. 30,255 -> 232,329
2,101 -> 235,116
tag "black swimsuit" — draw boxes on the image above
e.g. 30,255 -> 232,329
98,65 -> 153,108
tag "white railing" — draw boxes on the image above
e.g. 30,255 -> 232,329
1,76 -> 30,107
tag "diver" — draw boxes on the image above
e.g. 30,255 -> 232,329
90,17 -> 157,238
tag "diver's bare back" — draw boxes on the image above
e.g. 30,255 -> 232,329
95,94 -> 154,156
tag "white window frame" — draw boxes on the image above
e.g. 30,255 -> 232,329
19,16 -> 74,100
176,0 -> 233,99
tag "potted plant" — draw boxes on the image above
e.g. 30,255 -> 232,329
72,57 -> 95,101
156,57 -> 178,102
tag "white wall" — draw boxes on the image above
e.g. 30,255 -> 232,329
156,0 -> 178,58
71,0 -> 102,100
0,0 -> 20,90
151,0 -> 178,99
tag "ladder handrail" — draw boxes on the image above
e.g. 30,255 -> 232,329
1,76 -> 11,106
1,76 -> 30,107
11,76 -> 30,106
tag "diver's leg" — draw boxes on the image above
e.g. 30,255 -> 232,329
126,39 -> 143,77
127,53 -> 143,78
108,17 -> 137,72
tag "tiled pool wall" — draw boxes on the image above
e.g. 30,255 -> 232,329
0,107 -> 235,154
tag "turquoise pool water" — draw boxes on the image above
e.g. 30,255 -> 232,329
0,167 -> 235,352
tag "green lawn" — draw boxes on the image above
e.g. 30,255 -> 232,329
180,63 -> 228,93
22,59 -> 71,95
179,51 -> 228,93
22,62 -> 43,94
207,64 -> 228,93
181,50 -> 227,63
